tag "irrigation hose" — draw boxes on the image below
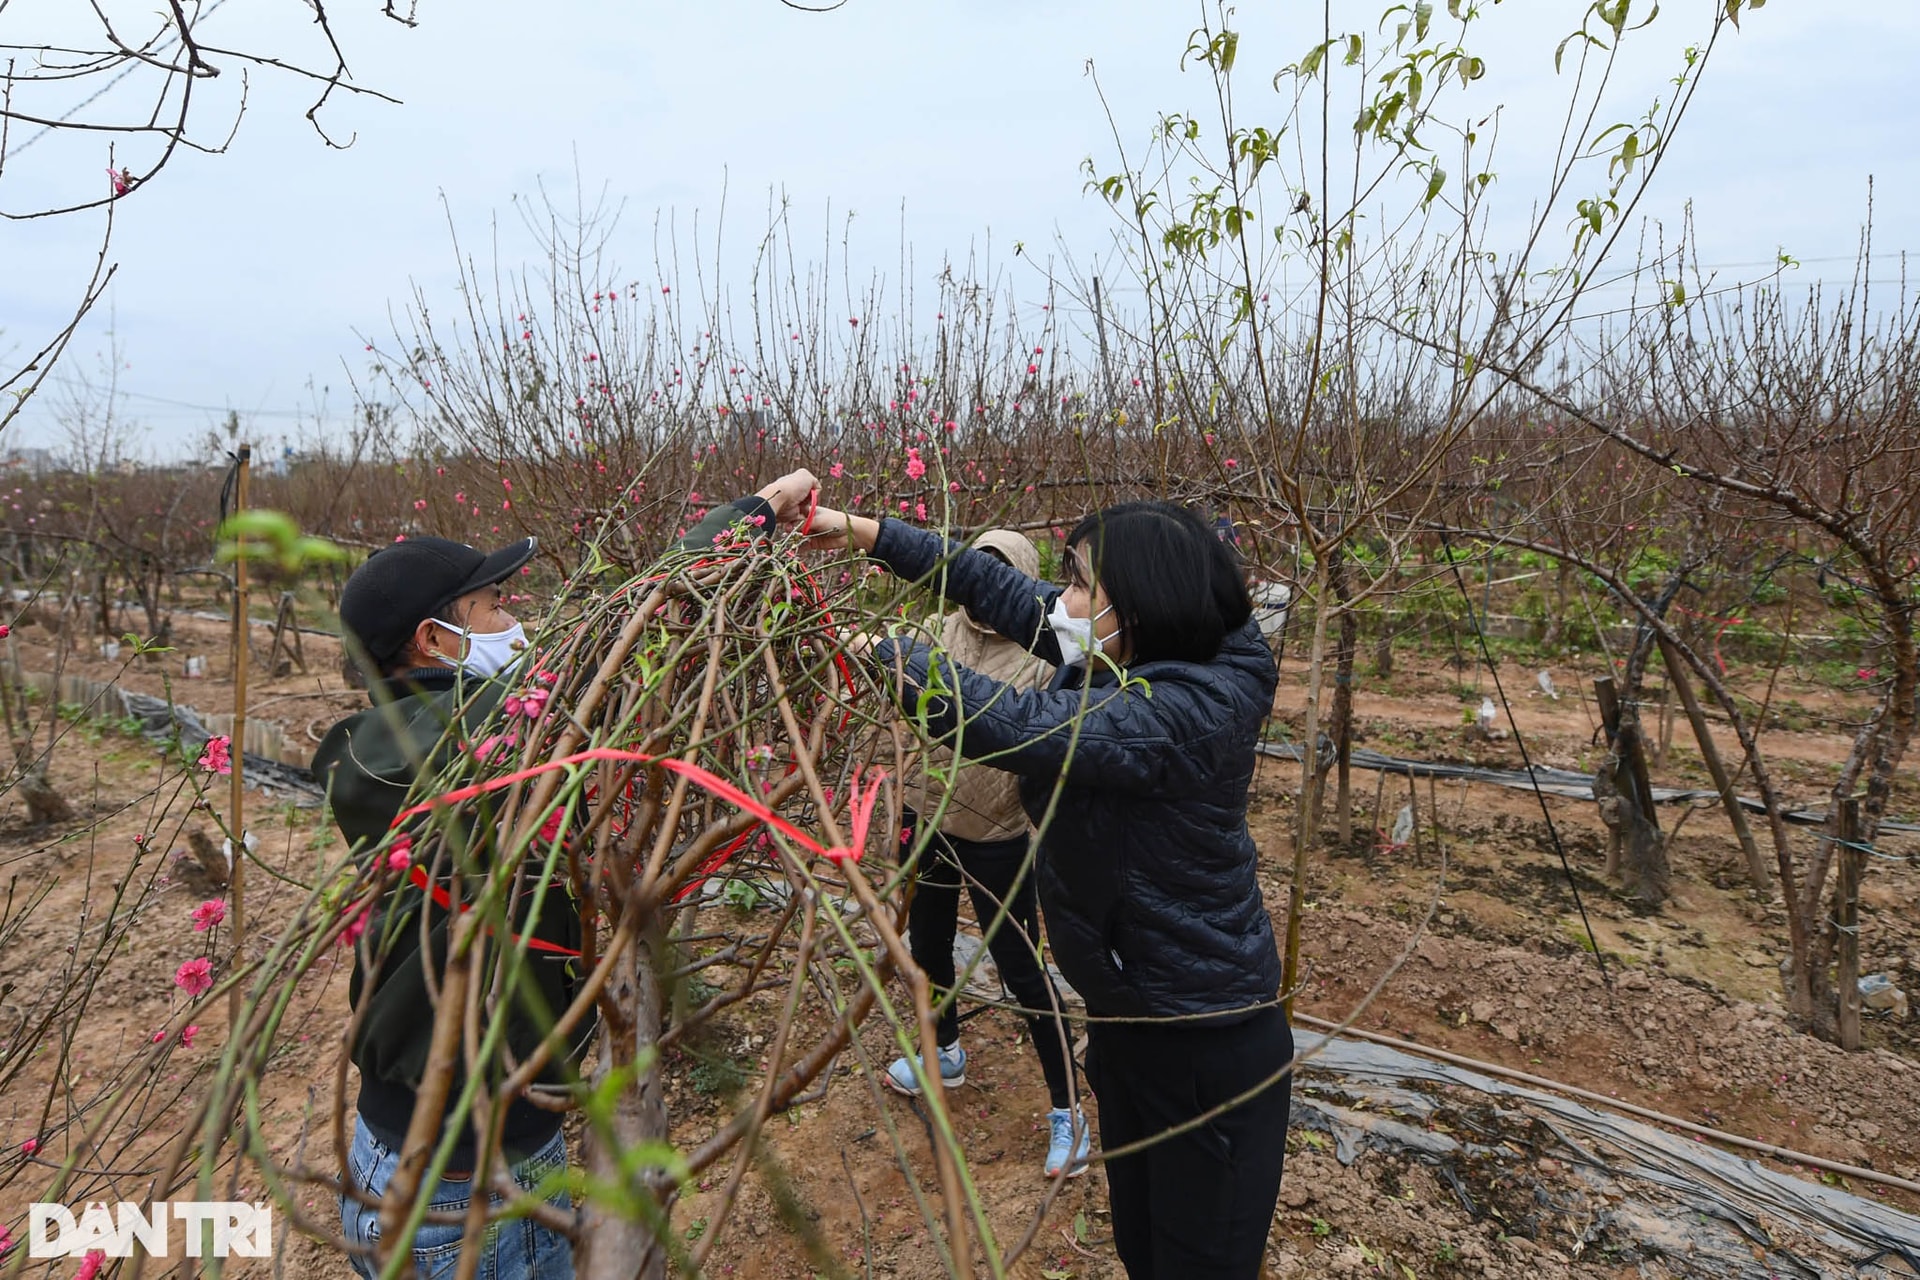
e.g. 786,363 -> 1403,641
1291,1012 -> 1920,1198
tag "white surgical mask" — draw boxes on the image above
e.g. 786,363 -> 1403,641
1047,597 -> 1114,668
431,618 -> 527,678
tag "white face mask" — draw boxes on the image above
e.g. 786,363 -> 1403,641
1047,596 -> 1115,668
431,618 -> 527,678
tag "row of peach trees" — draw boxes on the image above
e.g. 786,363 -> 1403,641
5,222 -> 1909,1070
9,3 -> 1918,1278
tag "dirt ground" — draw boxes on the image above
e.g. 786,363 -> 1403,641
2,611 -> 1917,1278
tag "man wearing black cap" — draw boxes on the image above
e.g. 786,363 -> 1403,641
335,533 -> 542,683
316,470 -> 817,1280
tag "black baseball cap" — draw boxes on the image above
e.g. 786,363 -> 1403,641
339,535 -> 537,667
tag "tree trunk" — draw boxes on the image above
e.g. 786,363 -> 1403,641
6,643 -> 71,823
18,762 -> 75,825
1329,551 -> 1357,847
1543,561 -> 1571,651
577,924 -> 672,1280
95,568 -> 113,638
1372,565 -> 1399,678
1592,677 -> 1669,908
1792,583 -> 1916,1041
1282,556 -> 1334,1011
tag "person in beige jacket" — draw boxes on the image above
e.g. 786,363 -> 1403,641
885,530 -> 1089,1178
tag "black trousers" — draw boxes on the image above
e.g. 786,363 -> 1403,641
902,815 -> 1075,1111
1084,1004 -> 1293,1280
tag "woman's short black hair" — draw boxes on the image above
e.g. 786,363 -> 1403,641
1065,500 -> 1253,664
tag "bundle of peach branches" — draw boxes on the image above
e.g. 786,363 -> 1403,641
167,528 -> 993,1280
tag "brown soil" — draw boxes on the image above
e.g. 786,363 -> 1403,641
2,626 -> 1916,1278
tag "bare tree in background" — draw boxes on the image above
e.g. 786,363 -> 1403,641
0,1 -> 414,435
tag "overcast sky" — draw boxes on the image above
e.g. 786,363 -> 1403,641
4,1 -> 1916,459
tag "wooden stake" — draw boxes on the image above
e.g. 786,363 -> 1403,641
1428,772 -> 1442,865
1406,768 -> 1422,866
228,444 -> 250,1028
266,589 -> 308,675
1658,637 -> 1768,894
1836,794 -> 1864,1052
1655,679 -> 1675,767
1370,763 -> 1388,846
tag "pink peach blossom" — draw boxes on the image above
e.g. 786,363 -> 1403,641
197,736 -> 232,775
174,957 -> 213,998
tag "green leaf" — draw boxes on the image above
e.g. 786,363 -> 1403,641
292,536 -> 349,565
220,509 -> 298,541
1424,166 -> 1447,205
1298,39 -> 1327,80
1073,1210 -> 1088,1244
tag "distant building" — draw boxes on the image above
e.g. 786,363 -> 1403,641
3,448 -> 57,479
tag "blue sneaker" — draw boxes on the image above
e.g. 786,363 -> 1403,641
1045,1106 -> 1091,1178
885,1042 -> 966,1097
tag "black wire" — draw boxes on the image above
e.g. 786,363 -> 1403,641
216,450 -> 240,530
1437,529 -> 1611,996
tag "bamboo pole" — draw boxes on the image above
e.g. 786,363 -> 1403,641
228,443 -> 250,1028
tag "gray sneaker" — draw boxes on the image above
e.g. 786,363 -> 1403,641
885,1042 -> 966,1096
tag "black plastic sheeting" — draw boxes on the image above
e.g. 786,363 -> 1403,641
1259,742 -> 1920,836
114,688 -> 325,802
1294,1032 -> 1920,1278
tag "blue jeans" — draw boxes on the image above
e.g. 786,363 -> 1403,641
341,1116 -> 575,1280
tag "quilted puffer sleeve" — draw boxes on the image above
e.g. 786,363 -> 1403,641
870,518 -> 1065,666
867,637 -> 1236,796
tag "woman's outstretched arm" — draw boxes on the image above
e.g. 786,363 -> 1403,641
804,494 -> 1064,664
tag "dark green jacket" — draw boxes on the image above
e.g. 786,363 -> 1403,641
313,667 -> 587,1162
312,495 -> 775,1163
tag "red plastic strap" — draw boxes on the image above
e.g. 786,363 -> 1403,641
388,750 -> 888,957
672,830 -> 754,905
399,496 -> 870,954
406,863 -> 582,957
1671,603 -> 1744,676
392,748 -> 829,851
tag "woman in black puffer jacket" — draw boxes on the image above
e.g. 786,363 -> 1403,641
800,484 -> 1291,1280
